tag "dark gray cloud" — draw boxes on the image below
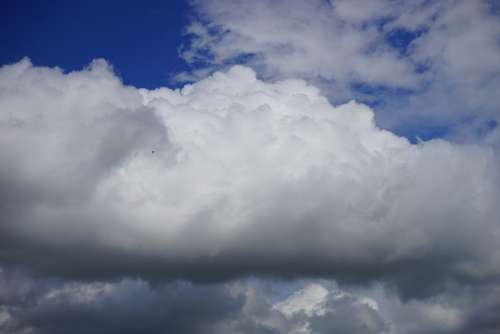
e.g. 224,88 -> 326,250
458,288 -> 500,334
3,268 -> 499,334
0,267 -> 244,334
0,268 -> 390,334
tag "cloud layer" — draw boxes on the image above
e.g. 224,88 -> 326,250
1,59 -> 499,300
2,267 -> 499,334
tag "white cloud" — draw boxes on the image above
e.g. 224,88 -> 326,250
333,0 -> 391,24
380,0 -> 500,129
273,284 -> 329,318
180,0 -> 418,91
0,60 -> 499,299
269,283 -> 388,334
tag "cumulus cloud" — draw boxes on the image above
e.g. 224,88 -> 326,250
180,0 -> 500,137
1,59 -> 499,302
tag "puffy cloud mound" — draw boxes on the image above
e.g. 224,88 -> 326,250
1,59 -> 499,298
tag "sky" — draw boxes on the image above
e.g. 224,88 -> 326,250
1,0 -> 190,88
1,1 -> 500,333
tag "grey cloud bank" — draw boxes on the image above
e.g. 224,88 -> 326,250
2,268 -> 499,334
1,59 -> 499,301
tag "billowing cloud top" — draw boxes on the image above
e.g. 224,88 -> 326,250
1,59 -> 500,300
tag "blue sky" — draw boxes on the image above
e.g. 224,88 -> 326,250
2,0 -> 190,88
1,1 -> 500,333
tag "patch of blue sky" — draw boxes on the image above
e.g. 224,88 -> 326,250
350,81 -> 415,115
393,123 -> 452,144
477,119 -> 499,137
384,28 -> 425,55
391,116 -> 498,144
1,0 -> 191,89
